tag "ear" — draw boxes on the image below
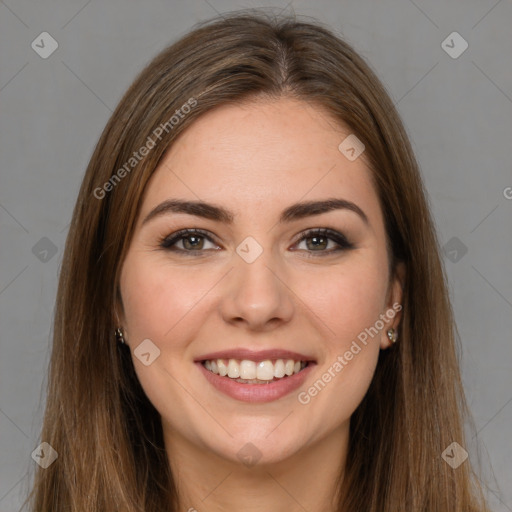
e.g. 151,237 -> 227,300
380,261 -> 405,350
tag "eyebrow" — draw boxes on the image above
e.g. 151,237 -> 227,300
141,198 -> 369,227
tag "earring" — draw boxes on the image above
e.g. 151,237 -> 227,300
115,327 -> 125,345
387,328 -> 398,343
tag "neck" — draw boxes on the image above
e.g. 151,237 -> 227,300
163,421 -> 349,512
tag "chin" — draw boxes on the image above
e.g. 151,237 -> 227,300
200,424 -> 309,467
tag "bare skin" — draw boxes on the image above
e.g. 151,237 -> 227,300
118,97 -> 404,511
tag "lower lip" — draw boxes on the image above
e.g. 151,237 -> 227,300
195,361 -> 316,403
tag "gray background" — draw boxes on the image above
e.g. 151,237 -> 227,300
1,0 -> 511,510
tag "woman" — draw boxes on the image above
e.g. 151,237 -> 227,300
25,10 -> 490,512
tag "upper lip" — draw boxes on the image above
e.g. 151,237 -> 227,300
195,348 -> 316,363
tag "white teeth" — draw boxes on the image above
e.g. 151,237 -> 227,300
227,359 -> 240,378
256,360 -> 274,381
203,358 -> 308,381
240,360 -> 256,379
217,359 -> 228,376
274,359 -> 285,378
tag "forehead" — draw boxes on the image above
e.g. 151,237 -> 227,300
139,97 -> 380,227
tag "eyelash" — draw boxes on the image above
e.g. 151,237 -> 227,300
158,228 -> 354,257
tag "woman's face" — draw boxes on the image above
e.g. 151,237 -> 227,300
119,97 -> 403,467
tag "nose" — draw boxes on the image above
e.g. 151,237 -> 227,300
219,249 -> 295,331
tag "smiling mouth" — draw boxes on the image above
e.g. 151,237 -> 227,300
201,358 -> 310,384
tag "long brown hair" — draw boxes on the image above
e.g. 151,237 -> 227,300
24,10 -> 490,511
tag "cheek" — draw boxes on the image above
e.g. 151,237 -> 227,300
298,253 -> 388,343
296,275 -> 384,421
293,255 -> 387,417
120,256 -> 204,347
119,257 -> 205,416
